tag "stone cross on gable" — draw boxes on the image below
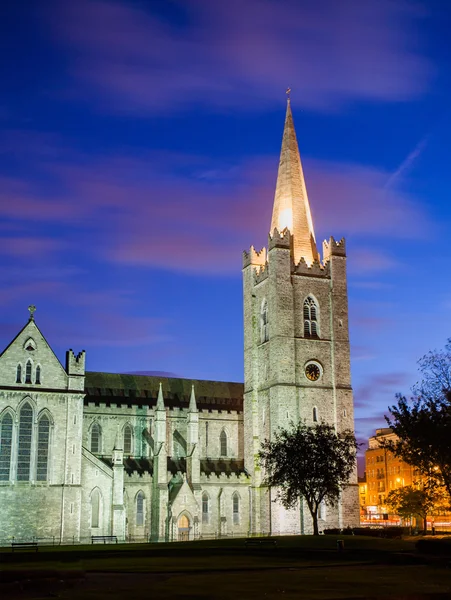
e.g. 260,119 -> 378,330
28,305 -> 36,320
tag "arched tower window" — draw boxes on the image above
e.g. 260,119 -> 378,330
202,492 -> 210,524
36,414 -> 50,481
313,407 -> 318,423
91,488 -> 101,528
17,402 -> 33,481
220,430 -> 227,457
136,491 -> 144,526
16,364 -> 22,384
35,365 -> 41,385
260,299 -> 269,343
232,493 -> 240,524
123,425 -> 132,455
0,413 -> 13,481
25,360 -> 32,384
90,423 -> 101,454
304,297 -> 319,338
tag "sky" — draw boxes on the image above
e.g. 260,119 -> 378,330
1,0 -> 451,463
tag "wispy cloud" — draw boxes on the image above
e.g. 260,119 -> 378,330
0,135 -> 431,275
385,135 -> 429,190
46,0 -> 431,115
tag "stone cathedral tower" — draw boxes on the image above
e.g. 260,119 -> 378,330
243,98 -> 359,535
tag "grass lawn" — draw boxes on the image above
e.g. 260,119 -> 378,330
1,535 -> 451,599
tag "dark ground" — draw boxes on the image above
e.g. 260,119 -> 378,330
1,535 -> 451,599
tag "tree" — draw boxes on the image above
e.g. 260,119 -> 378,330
258,422 -> 358,535
385,483 -> 439,534
386,340 -> 451,503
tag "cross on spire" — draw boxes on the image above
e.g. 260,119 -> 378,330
28,305 -> 36,321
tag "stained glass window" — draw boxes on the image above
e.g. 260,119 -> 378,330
36,415 -> 50,481
0,413 -> 13,481
17,402 -> 33,481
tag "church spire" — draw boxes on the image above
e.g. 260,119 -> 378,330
270,96 -> 319,265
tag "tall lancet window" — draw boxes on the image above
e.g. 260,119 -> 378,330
17,402 -> 33,481
123,425 -> 132,455
0,413 -> 13,481
220,430 -> 228,457
260,299 -> 269,343
91,423 -> 101,454
304,296 -> 319,338
25,360 -> 32,384
36,415 -> 50,481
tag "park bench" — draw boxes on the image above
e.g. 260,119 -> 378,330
11,542 -> 38,552
244,537 -> 277,548
91,535 -> 118,544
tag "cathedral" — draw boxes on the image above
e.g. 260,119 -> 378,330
0,100 -> 359,544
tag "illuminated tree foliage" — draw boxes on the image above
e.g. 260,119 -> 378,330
385,483 -> 440,534
258,423 -> 358,535
386,340 -> 451,503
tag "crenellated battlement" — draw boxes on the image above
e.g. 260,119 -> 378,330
323,236 -> 346,259
254,262 -> 269,284
243,245 -> 267,269
66,349 -> 86,376
268,227 -> 291,251
293,256 -> 330,278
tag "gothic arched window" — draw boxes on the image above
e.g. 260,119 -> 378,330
232,493 -> 240,524
35,365 -> 41,385
0,413 -> 13,481
123,425 -> 132,455
260,299 -> 269,343
304,297 -> 319,338
25,360 -> 32,384
91,488 -> 101,528
36,414 -> 50,481
91,423 -> 101,454
16,364 -> 22,384
136,491 -> 144,526
220,430 -> 227,457
17,402 -> 33,481
202,492 -> 210,524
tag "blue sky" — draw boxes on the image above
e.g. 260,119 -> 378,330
1,0 -> 451,456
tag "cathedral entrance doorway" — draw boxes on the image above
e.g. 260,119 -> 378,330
178,514 -> 190,541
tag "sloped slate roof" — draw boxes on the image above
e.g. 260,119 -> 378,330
84,372 -> 244,412
98,456 -> 247,477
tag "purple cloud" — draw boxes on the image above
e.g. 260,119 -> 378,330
47,0 -> 431,115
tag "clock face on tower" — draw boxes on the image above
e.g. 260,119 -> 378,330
305,362 -> 321,382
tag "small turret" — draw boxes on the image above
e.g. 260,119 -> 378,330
66,349 -> 85,391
